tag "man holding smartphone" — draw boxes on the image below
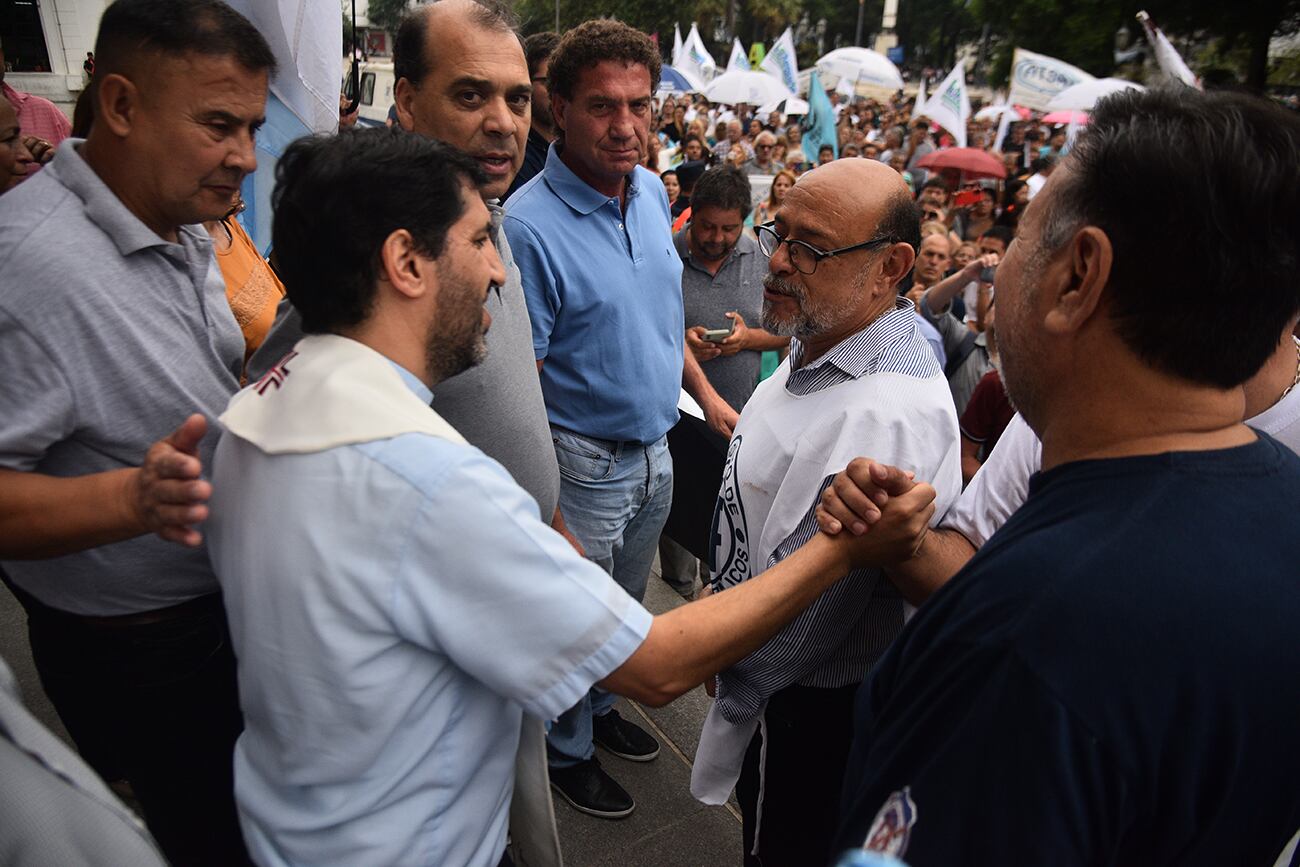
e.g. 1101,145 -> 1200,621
681,166 -> 789,436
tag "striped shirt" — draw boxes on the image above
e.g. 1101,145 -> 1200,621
710,297 -> 962,724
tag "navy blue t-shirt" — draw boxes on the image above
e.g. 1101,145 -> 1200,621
833,434 -> 1300,866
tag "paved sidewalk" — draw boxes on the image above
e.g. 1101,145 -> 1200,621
554,566 -> 742,866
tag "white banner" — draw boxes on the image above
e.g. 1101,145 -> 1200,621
1006,48 -> 1094,112
728,38 -> 751,72
919,60 -> 970,148
672,25 -> 684,68
760,28 -> 799,95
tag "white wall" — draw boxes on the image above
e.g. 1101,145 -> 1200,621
9,0 -> 110,116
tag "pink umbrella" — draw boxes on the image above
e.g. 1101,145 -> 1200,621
1041,110 -> 1089,125
914,147 -> 1007,180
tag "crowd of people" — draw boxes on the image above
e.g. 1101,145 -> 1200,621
1,1 -> 1299,866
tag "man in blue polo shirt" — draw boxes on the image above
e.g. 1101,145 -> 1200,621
505,19 -> 716,818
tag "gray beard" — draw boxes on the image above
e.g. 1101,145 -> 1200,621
760,273 -> 857,339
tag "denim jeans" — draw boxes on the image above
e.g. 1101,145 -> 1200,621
546,427 -> 673,767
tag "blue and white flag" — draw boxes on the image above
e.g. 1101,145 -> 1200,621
728,38 -> 751,72
802,71 -> 837,164
760,28 -> 799,95
226,0 -> 341,253
918,60 -> 969,148
681,23 -> 717,85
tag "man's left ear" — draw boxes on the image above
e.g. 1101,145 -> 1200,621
879,242 -> 916,295
378,229 -> 434,301
1045,226 -> 1111,335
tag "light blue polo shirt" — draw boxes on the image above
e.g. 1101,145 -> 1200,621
504,144 -> 684,444
207,363 -> 652,867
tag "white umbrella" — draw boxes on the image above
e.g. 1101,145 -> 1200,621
1046,77 -> 1144,112
704,69 -> 794,106
814,47 -> 904,92
974,104 -> 1023,123
757,96 -> 810,116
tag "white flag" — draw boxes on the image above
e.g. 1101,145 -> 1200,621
225,0 -> 340,251
1006,48 -> 1094,112
681,23 -> 717,84
760,28 -> 799,96
914,74 -> 927,115
672,25 -> 684,68
919,60 -> 970,148
993,105 -> 1013,152
1137,11 -> 1200,88
728,38 -> 751,72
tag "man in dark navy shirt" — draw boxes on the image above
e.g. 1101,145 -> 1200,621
828,86 -> 1300,865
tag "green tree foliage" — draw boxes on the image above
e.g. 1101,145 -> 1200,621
972,0 -> 1297,92
898,0 -> 979,69
366,0 -> 414,34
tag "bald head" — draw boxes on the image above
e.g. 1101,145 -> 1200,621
393,0 -> 519,90
787,158 -> 916,251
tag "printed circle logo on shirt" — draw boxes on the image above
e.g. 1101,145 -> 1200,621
710,435 -> 751,589
862,787 -> 917,857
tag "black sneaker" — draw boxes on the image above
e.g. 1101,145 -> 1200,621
549,758 -> 635,819
593,708 -> 660,762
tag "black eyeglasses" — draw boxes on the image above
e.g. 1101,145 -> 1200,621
755,223 -> 897,275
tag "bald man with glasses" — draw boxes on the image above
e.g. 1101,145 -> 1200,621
691,159 -> 961,866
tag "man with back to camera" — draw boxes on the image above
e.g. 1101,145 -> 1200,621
0,0 -> 276,861
255,0 -> 575,550
206,126 -> 934,867
820,86 -> 1300,865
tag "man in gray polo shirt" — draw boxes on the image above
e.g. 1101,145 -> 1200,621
681,166 -> 789,422
664,166 -> 789,597
0,1 -> 273,863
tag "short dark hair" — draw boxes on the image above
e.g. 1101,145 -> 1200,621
271,128 -> 486,334
94,0 -> 276,81
1038,85 -> 1300,389
818,144 -> 834,155
979,225 -> 1013,249
394,0 -> 519,89
547,19 -> 661,102
525,31 -> 560,78
881,192 -> 921,252
921,177 -> 948,194
690,166 -> 752,218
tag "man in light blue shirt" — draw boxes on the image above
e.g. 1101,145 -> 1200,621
209,128 -> 920,867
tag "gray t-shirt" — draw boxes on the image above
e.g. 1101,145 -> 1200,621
675,229 -> 771,413
0,141 -> 245,615
249,205 -> 559,519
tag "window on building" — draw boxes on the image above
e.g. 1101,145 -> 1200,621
1,0 -> 54,73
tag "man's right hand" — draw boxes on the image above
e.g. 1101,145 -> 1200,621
820,462 -> 936,569
702,397 -> 740,439
963,252 -> 999,281
686,326 -> 722,362
130,414 -> 213,547
816,459 -> 918,535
